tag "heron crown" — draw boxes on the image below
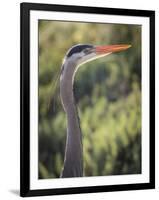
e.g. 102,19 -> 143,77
66,44 -> 93,57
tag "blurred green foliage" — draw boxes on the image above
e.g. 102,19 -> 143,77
38,20 -> 141,178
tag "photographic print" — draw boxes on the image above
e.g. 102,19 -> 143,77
20,3 -> 155,197
39,21 -> 140,179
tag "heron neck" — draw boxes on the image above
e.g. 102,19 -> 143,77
60,62 -> 83,177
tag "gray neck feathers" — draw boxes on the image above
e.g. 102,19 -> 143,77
60,59 -> 83,178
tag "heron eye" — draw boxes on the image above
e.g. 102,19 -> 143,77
83,48 -> 90,54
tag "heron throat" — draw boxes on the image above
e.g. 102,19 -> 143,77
60,60 -> 83,178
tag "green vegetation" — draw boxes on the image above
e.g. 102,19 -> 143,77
38,20 -> 141,178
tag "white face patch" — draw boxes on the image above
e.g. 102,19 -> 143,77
77,52 -> 111,66
61,51 -> 112,82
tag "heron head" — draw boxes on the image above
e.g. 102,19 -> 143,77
65,44 -> 131,66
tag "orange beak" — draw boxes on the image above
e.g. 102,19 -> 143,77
95,44 -> 131,54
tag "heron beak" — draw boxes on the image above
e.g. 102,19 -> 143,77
95,44 -> 131,55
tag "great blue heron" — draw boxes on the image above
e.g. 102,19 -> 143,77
59,44 -> 131,178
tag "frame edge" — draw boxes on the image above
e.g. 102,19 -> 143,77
20,2 -> 30,197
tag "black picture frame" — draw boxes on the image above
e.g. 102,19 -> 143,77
20,2 -> 155,197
